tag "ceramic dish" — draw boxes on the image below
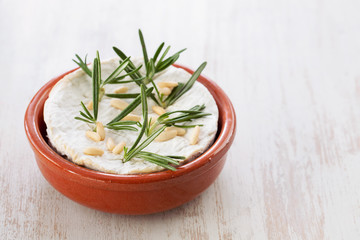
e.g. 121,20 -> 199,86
24,64 -> 236,215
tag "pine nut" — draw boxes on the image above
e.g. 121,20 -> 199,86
122,114 -> 141,121
87,100 -> 93,110
86,131 -> 101,142
110,99 -> 129,110
114,86 -> 128,94
83,147 -> 104,156
157,81 -> 178,88
152,106 -> 166,115
190,126 -> 200,145
106,137 -> 115,151
96,122 -> 105,140
155,130 -> 177,142
165,126 -> 186,136
112,141 -> 126,154
159,87 -> 171,96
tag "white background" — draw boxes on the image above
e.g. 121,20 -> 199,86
2,0 -> 360,239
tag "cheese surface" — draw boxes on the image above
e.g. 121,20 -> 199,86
44,58 -> 219,174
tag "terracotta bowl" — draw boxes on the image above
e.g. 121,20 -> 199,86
24,64 -> 236,215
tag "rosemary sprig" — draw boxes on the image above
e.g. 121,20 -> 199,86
164,62 -> 207,107
73,54 -> 141,86
75,51 -> 145,125
121,85 -> 183,170
73,54 -> 92,77
138,29 -> 186,106
139,29 -> 186,75
113,29 -> 188,107
147,104 -> 210,135
74,101 -> 96,124
158,104 -> 210,125
74,53 -> 102,124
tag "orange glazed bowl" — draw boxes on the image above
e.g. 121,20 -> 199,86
24,64 -> 236,215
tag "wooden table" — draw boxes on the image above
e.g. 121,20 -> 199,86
2,0 -> 360,239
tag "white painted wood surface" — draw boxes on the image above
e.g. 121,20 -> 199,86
2,0 -> 360,239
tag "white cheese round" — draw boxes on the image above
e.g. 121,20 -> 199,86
44,58 -> 219,174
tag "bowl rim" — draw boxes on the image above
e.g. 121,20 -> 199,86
25,64 -> 236,184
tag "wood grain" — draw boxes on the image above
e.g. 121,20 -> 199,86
2,0 -> 360,239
